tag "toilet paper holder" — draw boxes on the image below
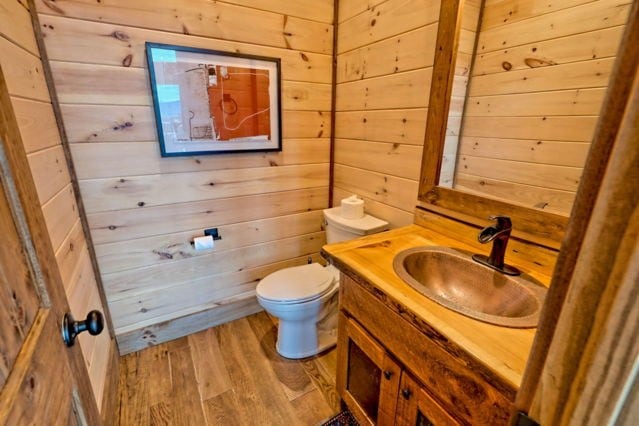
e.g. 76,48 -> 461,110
190,227 -> 222,247
204,227 -> 222,241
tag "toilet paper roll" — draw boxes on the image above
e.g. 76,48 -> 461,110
193,235 -> 214,250
340,195 -> 365,219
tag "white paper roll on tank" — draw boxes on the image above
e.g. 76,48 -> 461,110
340,195 -> 365,219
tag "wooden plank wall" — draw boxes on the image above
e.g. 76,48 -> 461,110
333,0 -> 441,228
0,0 -> 112,411
33,0 -> 335,354
454,0 -> 631,216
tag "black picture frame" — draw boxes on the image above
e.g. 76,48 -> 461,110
145,42 -> 282,157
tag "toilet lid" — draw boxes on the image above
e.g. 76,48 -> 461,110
257,263 -> 335,303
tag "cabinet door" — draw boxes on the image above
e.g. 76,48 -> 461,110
395,373 -> 461,426
337,313 -> 402,425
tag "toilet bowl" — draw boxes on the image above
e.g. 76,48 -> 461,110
257,263 -> 340,358
256,205 -> 389,359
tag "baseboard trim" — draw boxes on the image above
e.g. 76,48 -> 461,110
100,338 -> 120,426
116,296 -> 262,355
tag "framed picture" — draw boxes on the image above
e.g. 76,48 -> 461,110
145,42 -> 282,157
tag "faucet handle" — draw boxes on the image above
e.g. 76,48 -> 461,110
488,215 -> 512,230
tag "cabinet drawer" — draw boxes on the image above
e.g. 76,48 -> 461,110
340,275 -> 515,425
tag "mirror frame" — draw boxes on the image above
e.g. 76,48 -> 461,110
417,0 -> 569,249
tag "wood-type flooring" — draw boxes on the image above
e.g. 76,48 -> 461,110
116,311 -> 340,425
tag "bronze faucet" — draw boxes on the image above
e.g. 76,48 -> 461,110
472,216 -> 521,276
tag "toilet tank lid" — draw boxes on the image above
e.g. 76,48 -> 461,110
324,207 -> 389,235
257,263 -> 335,303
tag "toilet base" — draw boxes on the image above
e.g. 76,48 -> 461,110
276,326 -> 337,359
266,289 -> 339,359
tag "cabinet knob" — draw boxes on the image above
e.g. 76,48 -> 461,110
383,370 -> 393,380
401,388 -> 412,400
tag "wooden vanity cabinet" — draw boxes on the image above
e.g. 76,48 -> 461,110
337,313 -> 460,426
336,273 -> 515,425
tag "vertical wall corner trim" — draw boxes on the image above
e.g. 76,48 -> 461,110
328,0 -> 340,207
26,0 -> 118,343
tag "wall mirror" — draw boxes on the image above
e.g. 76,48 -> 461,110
418,0 -> 631,247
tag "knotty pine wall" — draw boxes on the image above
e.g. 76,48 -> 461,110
333,0 -> 440,227
454,0 -> 631,216
33,0 -> 334,354
0,0 -> 112,411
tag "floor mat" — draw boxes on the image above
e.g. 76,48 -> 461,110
320,410 -> 359,426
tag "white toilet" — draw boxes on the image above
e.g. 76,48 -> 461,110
256,205 -> 389,359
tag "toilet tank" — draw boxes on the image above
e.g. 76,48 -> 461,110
323,206 -> 389,243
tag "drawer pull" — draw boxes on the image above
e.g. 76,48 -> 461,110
402,388 -> 412,400
383,370 -> 393,380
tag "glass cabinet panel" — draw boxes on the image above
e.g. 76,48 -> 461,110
346,340 -> 382,422
416,410 -> 435,426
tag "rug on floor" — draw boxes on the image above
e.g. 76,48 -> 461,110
320,410 -> 359,426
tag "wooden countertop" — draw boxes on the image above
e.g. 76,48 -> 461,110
322,211 -> 558,389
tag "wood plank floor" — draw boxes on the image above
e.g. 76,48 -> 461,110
115,311 -> 340,425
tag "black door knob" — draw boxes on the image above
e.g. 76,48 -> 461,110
62,310 -> 104,347
401,388 -> 412,400
383,370 -> 393,380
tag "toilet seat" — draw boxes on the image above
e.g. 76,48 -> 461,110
257,263 -> 336,304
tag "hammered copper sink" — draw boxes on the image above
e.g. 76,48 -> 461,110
393,246 -> 548,328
